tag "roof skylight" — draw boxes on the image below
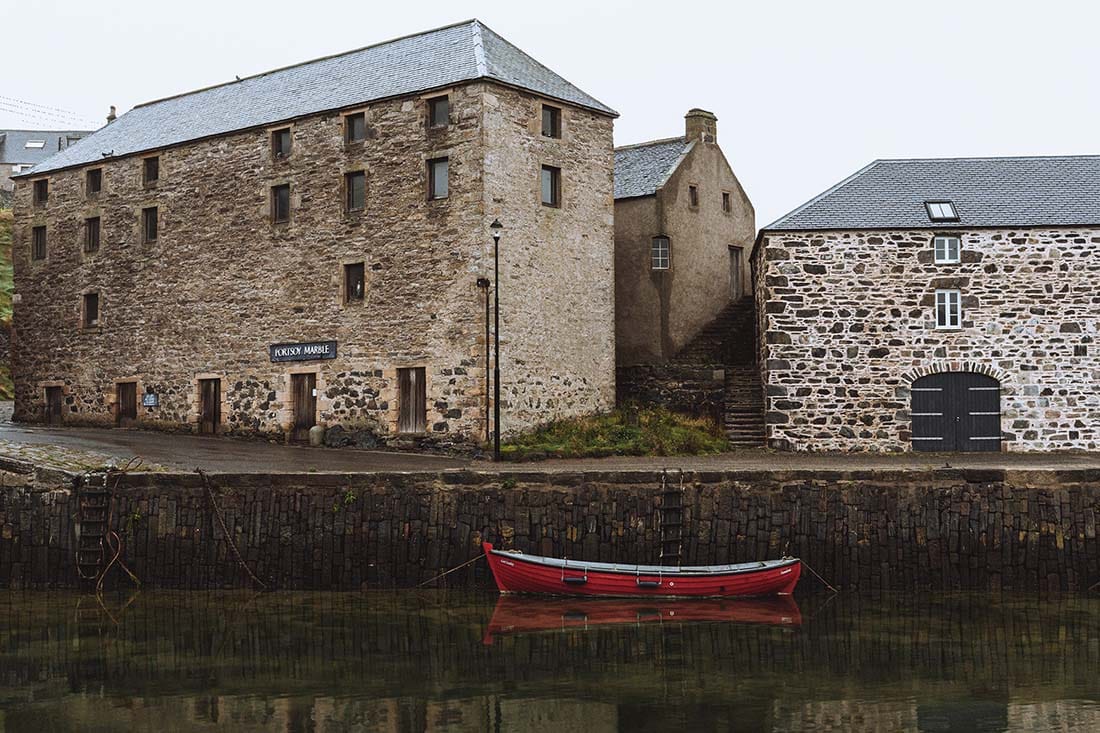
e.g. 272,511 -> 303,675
24,140 -> 46,149
925,201 -> 959,222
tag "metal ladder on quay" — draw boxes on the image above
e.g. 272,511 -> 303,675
658,469 -> 685,567
75,473 -> 110,585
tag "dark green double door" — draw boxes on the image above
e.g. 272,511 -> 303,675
911,372 -> 1001,452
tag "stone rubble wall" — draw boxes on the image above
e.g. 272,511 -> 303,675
755,228 -> 1100,452
2,467 -> 1097,591
615,364 -> 725,423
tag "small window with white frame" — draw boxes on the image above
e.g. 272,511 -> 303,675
933,235 -> 960,264
935,289 -> 962,329
925,200 -> 958,222
651,236 -> 670,270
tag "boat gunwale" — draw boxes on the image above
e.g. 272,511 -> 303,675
487,547 -> 801,577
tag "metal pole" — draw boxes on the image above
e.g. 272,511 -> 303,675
476,277 -> 490,444
493,230 -> 501,462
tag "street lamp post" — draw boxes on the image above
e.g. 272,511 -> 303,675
490,219 -> 503,462
476,276 -> 490,443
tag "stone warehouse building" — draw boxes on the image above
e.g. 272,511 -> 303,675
11,20 -> 618,445
755,155 -> 1100,452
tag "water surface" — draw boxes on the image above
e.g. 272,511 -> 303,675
1,591 -> 1098,731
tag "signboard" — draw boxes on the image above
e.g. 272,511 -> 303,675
142,393 -> 159,407
269,340 -> 338,363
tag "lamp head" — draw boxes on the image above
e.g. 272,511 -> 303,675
476,277 -> 490,289
490,219 -> 503,242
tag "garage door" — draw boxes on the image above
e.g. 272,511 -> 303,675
911,372 -> 1001,452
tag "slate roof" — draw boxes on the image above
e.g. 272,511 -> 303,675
764,155 -> 1100,231
614,137 -> 692,199
22,20 -> 616,177
0,130 -> 91,166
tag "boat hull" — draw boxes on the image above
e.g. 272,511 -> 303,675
482,543 -> 801,598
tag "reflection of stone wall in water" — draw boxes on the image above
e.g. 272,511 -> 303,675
1,468 -> 1098,591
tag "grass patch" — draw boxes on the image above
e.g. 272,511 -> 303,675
501,405 -> 728,461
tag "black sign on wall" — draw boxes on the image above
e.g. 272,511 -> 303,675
269,341 -> 338,363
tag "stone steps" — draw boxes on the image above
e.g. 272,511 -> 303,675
723,364 -> 765,447
671,297 -> 757,366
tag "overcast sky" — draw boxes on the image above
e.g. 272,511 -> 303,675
6,0 -> 1097,225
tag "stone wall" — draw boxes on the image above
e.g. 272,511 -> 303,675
11,81 -> 615,445
616,364 -> 725,422
2,464 -> 1097,591
755,228 -> 1100,451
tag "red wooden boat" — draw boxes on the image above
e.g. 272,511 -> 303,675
482,542 -> 800,598
482,595 -> 801,644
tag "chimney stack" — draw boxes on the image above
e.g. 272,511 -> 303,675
106,105 -> 117,124
685,108 -> 717,144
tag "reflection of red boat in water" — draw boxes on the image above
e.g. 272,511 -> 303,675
483,542 -> 801,598
482,595 -> 801,644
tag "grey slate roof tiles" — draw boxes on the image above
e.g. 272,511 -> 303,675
0,130 -> 91,166
764,155 -> 1100,231
614,137 -> 692,199
24,20 -> 616,177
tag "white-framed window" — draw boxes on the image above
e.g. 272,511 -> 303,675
935,289 -> 962,329
651,236 -> 670,270
933,235 -> 960,264
925,201 -> 958,222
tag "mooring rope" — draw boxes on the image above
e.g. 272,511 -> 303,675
416,554 -> 482,588
800,559 -> 839,594
93,456 -> 143,593
196,469 -> 269,592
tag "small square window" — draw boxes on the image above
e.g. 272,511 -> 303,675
143,156 -> 159,185
31,225 -> 47,260
272,128 -> 292,158
82,293 -> 100,328
933,235 -> 960,264
84,217 -> 101,253
651,236 -> 670,270
344,262 -> 365,303
142,207 -> 158,243
345,112 -> 366,143
32,179 -> 48,205
722,191 -> 731,213
86,168 -> 102,195
541,165 -> 561,207
428,158 -> 448,200
926,201 -> 958,222
935,289 -> 962,329
689,185 -> 699,208
428,97 -> 449,128
24,139 -> 45,149
541,105 -> 561,138
272,184 -> 291,223
1075,344 -> 1089,357
345,171 -> 366,212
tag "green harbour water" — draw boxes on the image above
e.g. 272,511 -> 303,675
1,591 -> 1099,732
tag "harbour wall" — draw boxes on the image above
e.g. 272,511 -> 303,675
1,461 -> 1098,591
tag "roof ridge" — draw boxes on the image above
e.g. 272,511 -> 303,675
614,136 -> 686,151
0,128 -> 92,134
470,20 -> 488,76
874,153 -> 1100,164
761,160 -> 882,231
134,18 -> 482,110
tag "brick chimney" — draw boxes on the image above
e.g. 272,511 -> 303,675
685,108 -> 717,144
106,105 -> 117,124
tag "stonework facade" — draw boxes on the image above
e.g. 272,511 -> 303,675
11,79 -> 615,445
755,228 -> 1100,452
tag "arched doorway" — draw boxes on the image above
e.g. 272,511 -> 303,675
911,372 -> 1001,452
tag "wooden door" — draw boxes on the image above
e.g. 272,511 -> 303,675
44,386 -> 63,426
116,382 -> 137,427
290,373 -> 317,442
199,379 -> 221,435
911,372 -> 1000,452
397,367 -> 426,434
729,246 -> 743,301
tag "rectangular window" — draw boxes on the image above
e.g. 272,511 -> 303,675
541,165 -> 561,207
32,179 -> 48,205
428,158 -> 448,200
933,235 -> 960,264
345,112 -> 366,143
272,128 -> 292,158
651,236 -> 670,270
926,201 -> 958,222
82,293 -> 100,328
272,184 -> 291,223
541,105 -> 561,138
142,207 -> 158,242
345,171 -> 366,212
344,262 -> 365,303
935,289 -> 962,330
722,191 -> 731,213
31,225 -> 46,260
428,96 -> 449,128
84,216 -> 101,253
397,367 -> 427,434
86,168 -> 102,195
689,185 -> 699,207
143,156 -> 159,185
